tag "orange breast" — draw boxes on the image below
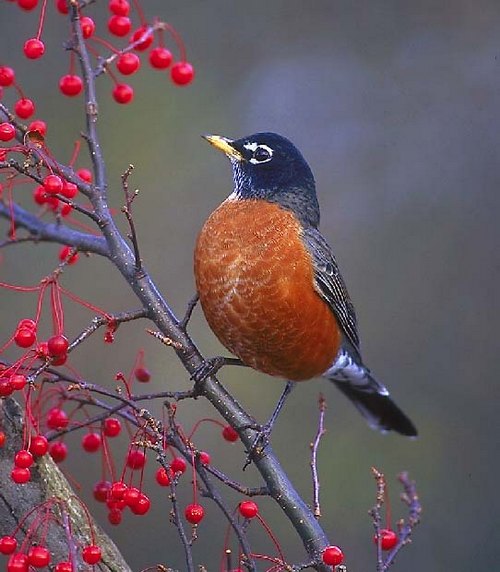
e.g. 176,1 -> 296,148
194,199 -> 341,381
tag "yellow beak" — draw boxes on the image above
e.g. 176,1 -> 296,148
202,134 -> 244,161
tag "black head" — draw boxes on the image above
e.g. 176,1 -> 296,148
203,132 -> 320,227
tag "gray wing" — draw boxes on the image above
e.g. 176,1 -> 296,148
302,226 -> 360,353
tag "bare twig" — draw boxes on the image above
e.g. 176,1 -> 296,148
179,293 -> 199,330
310,394 -> 327,518
120,164 -> 142,273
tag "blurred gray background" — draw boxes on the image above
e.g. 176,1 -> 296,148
1,1 -> 499,570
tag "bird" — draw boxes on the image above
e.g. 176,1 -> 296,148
194,132 -> 417,437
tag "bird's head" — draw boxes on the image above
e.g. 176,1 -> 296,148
203,132 -> 320,227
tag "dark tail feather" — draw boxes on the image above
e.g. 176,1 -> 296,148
330,380 -> 417,437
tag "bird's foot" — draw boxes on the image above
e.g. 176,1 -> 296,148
191,356 -> 245,384
241,422 -> 273,470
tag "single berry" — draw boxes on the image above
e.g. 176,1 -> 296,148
80,16 -> 95,38
23,38 -> 45,59
134,366 -> 150,382
238,500 -> 258,519
222,425 -> 239,442
82,432 -> 101,452
43,174 -> 63,195
322,545 -> 344,566
59,246 -> 79,265
10,374 -> 27,390
155,467 -> 172,486
110,480 -> 128,500
149,46 -> 172,69
103,417 -> 121,437
0,66 -> 15,87
28,120 -> 47,136
27,546 -> 51,568
76,167 -> 92,182
54,562 -> 73,572
0,431 -> 6,447
14,328 -> 36,348
33,186 -> 48,205
0,122 -> 15,141
29,435 -> 48,456
11,466 -> 31,484
184,503 -> 204,524
109,0 -> 130,16
47,407 -> 69,430
55,0 -> 69,14
14,98 -> 35,119
0,536 -> 17,555
18,0 -> 38,9
116,52 -> 141,75
59,74 -> 83,97
374,528 -> 398,551
123,486 -> 140,507
14,450 -> 33,468
0,379 -> 14,398
108,15 -> 131,37
199,451 -> 211,465
82,545 -> 101,565
130,26 -> 153,51
112,83 -> 134,104
171,456 -> 187,474
171,61 -> 194,86
49,442 -> 67,463
130,492 -> 151,515
61,180 -> 77,198
93,480 -> 111,502
47,334 -> 69,356
126,449 -> 146,469
7,553 -> 29,572
108,508 -> 122,525
17,319 -> 36,330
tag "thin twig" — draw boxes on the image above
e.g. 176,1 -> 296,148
120,164 -> 142,273
310,394 -> 327,518
179,293 -> 199,330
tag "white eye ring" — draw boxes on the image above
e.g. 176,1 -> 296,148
243,143 -> 274,164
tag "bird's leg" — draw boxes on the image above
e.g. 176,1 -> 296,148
191,356 -> 246,384
243,380 -> 296,469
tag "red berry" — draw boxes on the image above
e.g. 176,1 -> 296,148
17,319 -> 36,331
149,47 -> 172,69
7,553 -> 29,572
28,546 -> 50,568
108,0 -> 129,16
80,16 -> 95,39
14,450 -> 33,468
222,425 -> 238,442
171,61 -> 194,86
123,486 -> 140,506
29,435 -> 48,456
112,83 -> 134,104
82,432 -> 101,452
59,246 -> 79,265
126,449 -> 146,469
184,503 -> 204,524
82,545 -> 101,565
155,467 -> 172,486
171,456 -> 187,474
23,38 -> 45,59
0,122 -> 15,141
108,15 -> 131,37
374,528 -> 398,551
55,0 -> 69,14
14,328 -> 36,348
103,417 -> 121,437
14,98 -> 35,119
43,174 -> 63,195
108,508 -> 122,525
10,374 -> 27,391
54,562 -> 73,572
238,500 -> 258,519
49,442 -> 67,463
110,480 -> 128,500
33,186 -> 47,205
28,120 -> 46,136
130,492 -> 150,515
0,536 -> 17,555
47,334 -> 69,356
11,466 -> 31,484
130,26 -> 153,51
59,74 -> 83,97
322,545 -> 344,566
134,366 -> 150,382
76,168 -> 92,182
0,67 -> 15,87
116,53 -> 140,75
0,431 -> 6,447
18,0 -> 38,10
93,480 -> 111,502
61,180 -> 77,198
47,407 -> 69,430
199,451 -> 211,465
0,379 -> 14,398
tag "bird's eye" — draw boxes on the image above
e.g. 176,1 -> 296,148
251,145 -> 273,164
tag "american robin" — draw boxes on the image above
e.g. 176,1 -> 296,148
194,132 -> 417,436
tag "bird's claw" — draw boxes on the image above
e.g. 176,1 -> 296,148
191,356 -> 227,384
242,423 -> 273,470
